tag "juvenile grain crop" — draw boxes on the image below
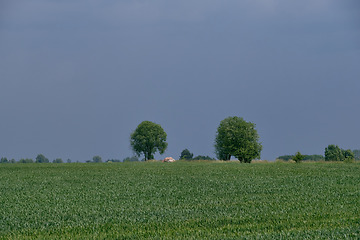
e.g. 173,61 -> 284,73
0,162 -> 359,239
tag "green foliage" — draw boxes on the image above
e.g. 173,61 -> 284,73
293,151 -> 304,163
66,159 -> 72,163
179,149 -> 193,160
276,155 -> 293,161
277,154 -> 325,161
35,154 -> 49,163
343,149 -> 355,163
106,159 -> 121,163
18,158 -> 34,163
122,156 -> 139,162
192,155 -> 215,160
0,157 -> 8,163
215,116 -> 262,163
353,149 -> 360,160
325,145 -> 343,161
303,154 -> 325,161
92,156 -> 102,163
52,158 -> 63,163
130,121 -> 168,161
0,162 -> 359,238
325,145 -> 355,162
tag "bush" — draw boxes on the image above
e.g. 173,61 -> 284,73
344,157 -> 355,164
179,149 -> 193,160
92,156 -> 102,163
293,152 -> 304,163
36,154 -> 49,163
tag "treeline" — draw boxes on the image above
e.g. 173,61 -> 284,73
277,145 -> 360,162
179,149 -> 215,160
0,154 -> 72,164
0,154 -> 143,164
277,154 -> 325,161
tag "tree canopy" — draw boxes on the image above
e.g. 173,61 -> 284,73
92,155 -> 102,163
130,121 -> 168,161
179,149 -> 193,160
293,151 -> 304,163
215,116 -> 262,163
325,144 -> 355,162
36,154 -> 49,163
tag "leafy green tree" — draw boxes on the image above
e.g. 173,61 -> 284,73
293,151 -> 304,163
130,121 -> 168,161
325,145 -> 355,162
67,159 -> 72,163
343,149 -> 355,163
53,158 -> 63,163
0,157 -> 8,163
9,159 -> 16,163
179,149 -> 193,160
353,149 -> 360,160
92,155 -> 102,163
215,116 -> 262,163
36,154 -> 49,163
325,145 -> 343,161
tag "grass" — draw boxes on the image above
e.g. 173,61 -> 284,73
0,161 -> 359,239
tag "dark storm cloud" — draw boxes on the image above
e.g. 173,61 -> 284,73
1,0 -> 359,161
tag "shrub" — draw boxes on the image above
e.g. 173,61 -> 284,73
293,152 -> 304,163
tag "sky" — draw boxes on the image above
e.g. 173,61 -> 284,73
1,0 -> 359,161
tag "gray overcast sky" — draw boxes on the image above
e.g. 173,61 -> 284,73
1,0 -> 359,161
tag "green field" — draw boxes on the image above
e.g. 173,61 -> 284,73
0,162 -> 359,239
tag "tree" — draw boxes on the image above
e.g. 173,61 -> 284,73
0,157 -> 8,163
36,154 -> 49,163
67,159 -> 72,163
293,151 -> 304,163
215,116 -> 262,163
53,158 -> 63,163
353,149 -> 360,161
130,121 -> 168,161
343,149 -> 355,163
179,149 -> 193,160
325,145 -> 344,161
92,155 -> 102,163
325,145 -> 355,162
19,158 -> 33,163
